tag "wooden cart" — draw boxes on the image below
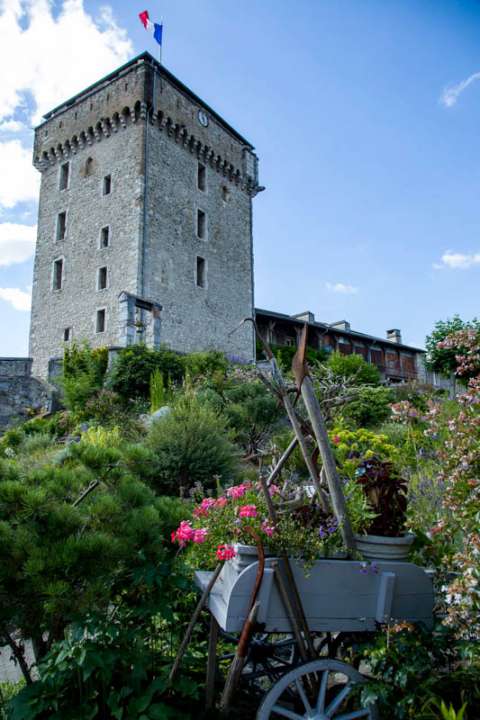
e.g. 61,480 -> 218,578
195,553 -> 434,719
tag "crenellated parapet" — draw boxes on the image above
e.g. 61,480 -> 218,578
33,97 -> 261,196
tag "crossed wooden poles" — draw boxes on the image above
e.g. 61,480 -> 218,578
168,321 -> 356,711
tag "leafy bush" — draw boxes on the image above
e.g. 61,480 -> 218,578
262,343 -> 327,372
221,380 -> 283,454
60,343 -> 109,414
199,377 -> 283,455
8,579 -> 200,720
331,426 -> 399,478
341,386 -> 394,428
358,624 -> 480,719
355,457 -> 407,536
107,345 -> 184,401
425,315 -> 480,379
183,350 -> 229,381
0,447 -> 181,679
325,351 -> 381,385
147,393 -> 238,495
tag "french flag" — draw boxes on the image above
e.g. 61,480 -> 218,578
139,10 -> 163,46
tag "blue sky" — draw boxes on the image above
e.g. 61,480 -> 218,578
1,0 -> 479,355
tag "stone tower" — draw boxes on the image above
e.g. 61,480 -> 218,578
30,52 -> 261,378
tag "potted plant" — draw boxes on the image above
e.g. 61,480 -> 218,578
171,480 -> 363,574
352,456 -> 414,560
170,465 -> 380,599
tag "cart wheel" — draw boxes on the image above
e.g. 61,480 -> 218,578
256,658 -> 378,720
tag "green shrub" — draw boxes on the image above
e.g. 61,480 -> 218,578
1,681 -> 25,719
107,345 -> 184,401
326,351 -> 381,385
183,350 -> 228,380
20,432 -> 55,455
149,369 -> 175,413
0,446 -> 185,680
341,386 -> 394,428
60,343 -> 109,413
147,393 -> 238,494
221,380 -> 283,454
7,572 -> 199,720
358,624 -> 480,719
259,342 -> 327,371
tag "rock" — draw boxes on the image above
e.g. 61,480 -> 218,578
140,406 -> 172,430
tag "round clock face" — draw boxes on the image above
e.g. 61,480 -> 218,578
198,109 -> 209,127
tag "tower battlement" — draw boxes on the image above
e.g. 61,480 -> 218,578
30,53 -> 261,377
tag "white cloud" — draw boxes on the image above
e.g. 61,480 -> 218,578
434,250 -> 480,270
0,0 -> 133,126
0,287 -> 31,311
0,222 -> 37,266
0,140 -> 39,208
0,119 -> 27,132
440,71 -> 480,108
326,282 -> 358,295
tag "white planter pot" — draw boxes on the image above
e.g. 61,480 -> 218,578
354,532 -> 415,561
232,543 -> 348,572
232,543 -> 267,573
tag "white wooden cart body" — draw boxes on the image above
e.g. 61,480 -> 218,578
195,557 -> 434,634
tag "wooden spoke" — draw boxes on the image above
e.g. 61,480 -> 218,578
316,669 -> 329,713
325,682 -> 353,716
256,659 -> 378,720
271,704 -> 304,720
294,678 -> 313,715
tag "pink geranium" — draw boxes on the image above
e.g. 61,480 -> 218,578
238,504 -> 258,518
193,528 -> 208,544
193,498 -> 217,517
171,521 -> 195,546
215,496 -> 228,508
261,519 -> 275,537
227,484 -> 248,499
216,544 -> 236,561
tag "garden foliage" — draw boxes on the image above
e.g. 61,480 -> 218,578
146,393 -> 239,495
1,329 -> 480,718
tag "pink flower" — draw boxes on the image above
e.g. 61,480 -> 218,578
238,504 -> 258,518
215,496 -> 228,508
193,528 -> 208,544
268,484 -> 280,496
227,484 -> 248,499
261,519 -> 275,537
172,521 -> 195,546
332,435 -> 341,445
216,544 -> 236,561
193,498 -> 216,517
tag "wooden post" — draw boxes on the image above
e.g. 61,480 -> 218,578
280,391 -> 330,512
205,616 -> 219,709
168,563 -> 222,684
219,602 -> 260,713
300,374 -> 355,553
219,531 -> 266,712
266,435 -> 298,486
258,475 -> 316,662
292,324 -> 356,553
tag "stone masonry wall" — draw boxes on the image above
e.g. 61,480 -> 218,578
142,67 -> 255,360
0,358 -> 32,377
30,64 -> 148,378
0,359 -> 53,431
30,54 -> 258,375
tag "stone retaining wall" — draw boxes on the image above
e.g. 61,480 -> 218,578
0,358 -> 54,432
